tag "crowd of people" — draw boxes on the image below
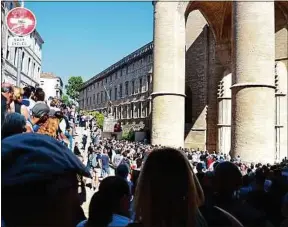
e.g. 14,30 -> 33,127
1,83 -> 76,148
2,82 -> 288,227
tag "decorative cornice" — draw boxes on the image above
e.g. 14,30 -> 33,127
230,83 -> 276,90
151,92 -> 186,98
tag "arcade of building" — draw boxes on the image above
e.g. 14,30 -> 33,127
80,1 -> 288,164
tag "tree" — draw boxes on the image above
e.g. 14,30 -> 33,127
65,76 -> 83,101
61,95 -> 71,106
94,112 -> 105,129
82,110 -> 105,129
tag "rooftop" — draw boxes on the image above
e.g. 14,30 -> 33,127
40,72 -> 61,81
81,41 -> 153,90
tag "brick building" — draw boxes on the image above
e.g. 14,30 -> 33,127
79,42 -> 153,132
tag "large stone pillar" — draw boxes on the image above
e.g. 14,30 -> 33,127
218,70 -> 232,155
151,2 -> 186,147
231,2 -> 275,163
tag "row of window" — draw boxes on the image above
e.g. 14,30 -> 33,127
85,54 -> 152,92
112,102 -> 151,120
90,101 -> 151,120
81,75 -> 151,107
5,47 -> 41,80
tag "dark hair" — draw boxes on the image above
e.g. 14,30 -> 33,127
23,87 -> 32,98
116,164 -> 129,179
34,88 -> 45,102
87,176 -> 130,227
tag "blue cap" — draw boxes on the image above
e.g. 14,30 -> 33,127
2,133 -> 91,186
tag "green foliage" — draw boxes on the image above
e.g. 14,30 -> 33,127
65,76 -> 83,101
61,95 -> 71,106
81,110 -> 104,129
93,112 -> 104,129
122,129 -> 135,141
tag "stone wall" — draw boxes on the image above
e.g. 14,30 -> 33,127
185,10 -> 224,151
184,10 -> 208,149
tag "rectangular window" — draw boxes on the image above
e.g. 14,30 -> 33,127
105,78 -> 107,83
147,75 -> 150,91
105,92 -> 107,101
6,48 -> 10,60
125,81 -> 129,96
139,78 -> 142,93
131,81 -> 135,94
93,94 -> 95,103
97,93 -> 99,104
109,89 -> 112,100
101,92 -> 103,103
119,84 -> 123,98
115,73 -> 117,80
110,75 -> 112,81
14,48 -> 18,65
90,97 -> 92,105
114,87 -> 117,100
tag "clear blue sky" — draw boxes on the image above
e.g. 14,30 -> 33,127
25,1 -> 153,86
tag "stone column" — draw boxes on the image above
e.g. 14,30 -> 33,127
151,2 -> 186,147
115,106 -> 118,120
217,70 -> 232,155
231,2 -> 275,163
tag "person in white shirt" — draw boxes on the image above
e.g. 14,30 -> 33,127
113,150 -> 124,168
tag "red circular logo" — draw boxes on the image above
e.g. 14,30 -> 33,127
5,7 -> 37,36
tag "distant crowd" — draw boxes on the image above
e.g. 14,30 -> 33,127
2,82 -> 288,227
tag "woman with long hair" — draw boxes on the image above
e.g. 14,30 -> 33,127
132,147 -> 207,227
37,116 -> 60,138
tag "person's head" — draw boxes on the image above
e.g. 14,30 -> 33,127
2,133 -> 91,227
255,169 -> 266,188
50,99 -> 57,107
33,88 -> 45,102
214,161 -> 242,197
13,87 -> 24,103
23,86 -> 32,99
116,164 -> 130,179
31,103 -> 51,120
134,148 -> 204,227
37,117 -> 60,138
1,112 -> 26,139
87,176 -> 131,227
1,83 -> 14,105
196,162 -> 204,173
75,142 -> 78,147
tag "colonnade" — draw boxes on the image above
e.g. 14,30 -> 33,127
151,1 -> 278,163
